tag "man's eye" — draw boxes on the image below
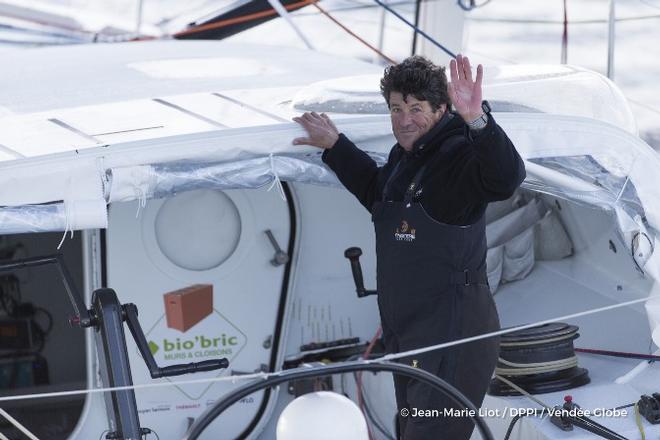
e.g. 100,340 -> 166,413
412,108 -> 421,113
391,108 -> 400,113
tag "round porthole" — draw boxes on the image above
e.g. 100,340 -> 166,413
154,189 -> 241,271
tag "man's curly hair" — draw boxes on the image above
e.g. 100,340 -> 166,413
380,56 -> 451,112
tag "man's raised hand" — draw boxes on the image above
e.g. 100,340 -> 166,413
292,112 -> 339,149
448,54 -> 484,123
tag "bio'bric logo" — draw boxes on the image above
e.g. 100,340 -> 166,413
149,334 -> 238,355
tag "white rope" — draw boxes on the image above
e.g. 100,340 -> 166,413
135,187 -> 147,218
0,408 -> 40,440
0,295 -> 651,404
496,356 -> 578,375
56,201 -> 72,250
57,177 -> 75,250
378,296 -> 651,362
265,0 -> 315,50
0,372 -> 269,403
498,355 -> 578,369
267,153 -> 287,201
494,375 -> 553,410
499,333 -> 576,347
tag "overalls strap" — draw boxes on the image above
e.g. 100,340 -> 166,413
403,163 -> 429,204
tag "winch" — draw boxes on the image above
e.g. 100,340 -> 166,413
488,322 -> 590,396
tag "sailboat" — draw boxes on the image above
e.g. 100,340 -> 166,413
0,2 -> 658,440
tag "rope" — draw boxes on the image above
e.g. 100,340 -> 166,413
294,0 -> 442,16
267,154 -> 288,201
134,187 -> 148,218
372,0 -> 456,58
575,347 -> 660,361
0,9 -> 108,36
58,178 -> 76,249
496,328 -> 580,375
411,0 -> 422,55
357,326 -> 382,440
379,296 -> 650,362
266,0 -> 315,50
172,0 -> 316,38
0,408 -> 39,440
171,0 -> 397,65
493,375 -> 553,410
456,0 -> 493,11
467,13 -> 660,25
499,332 -> 575,347
0,372 -> 269,403
497,356 -> 574,368
56,203 -> 72,250
502,409 -> 550,440
0,295 -> 651,404
561,0 -> 568,64
496,356 -> 578,376
311,1 -> 397,65
499,380 -> 551,440
634,402 -> 646,440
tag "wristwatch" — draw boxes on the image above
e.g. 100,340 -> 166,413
467,101 -> 491,131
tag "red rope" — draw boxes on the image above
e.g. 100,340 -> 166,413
311,1 -> 397,65
173,0 -> 315,38
160,1 -> 399,66
357,326 -> 383,440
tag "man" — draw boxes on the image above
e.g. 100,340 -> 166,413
293,55 -> 525,439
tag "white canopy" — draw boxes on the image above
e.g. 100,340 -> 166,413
1,39 -> 660,346
0,41 -> 657,250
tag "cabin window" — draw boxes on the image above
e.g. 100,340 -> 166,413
0,232 -> 86,439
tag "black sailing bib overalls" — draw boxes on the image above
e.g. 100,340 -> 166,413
372,157 -> 501,440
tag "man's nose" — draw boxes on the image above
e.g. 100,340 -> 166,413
398,112 -> 413,127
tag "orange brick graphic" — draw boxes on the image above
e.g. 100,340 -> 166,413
163,284 -> 213,332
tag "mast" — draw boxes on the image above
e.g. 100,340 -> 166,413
414,0 -> 465,65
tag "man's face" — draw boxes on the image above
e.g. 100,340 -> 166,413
389,92 -> 445,151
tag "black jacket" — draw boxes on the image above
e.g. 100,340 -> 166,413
321,112 -> 526,225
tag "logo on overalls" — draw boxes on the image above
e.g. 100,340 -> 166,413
408,182 -> 423,200
395,220 -> 416,242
